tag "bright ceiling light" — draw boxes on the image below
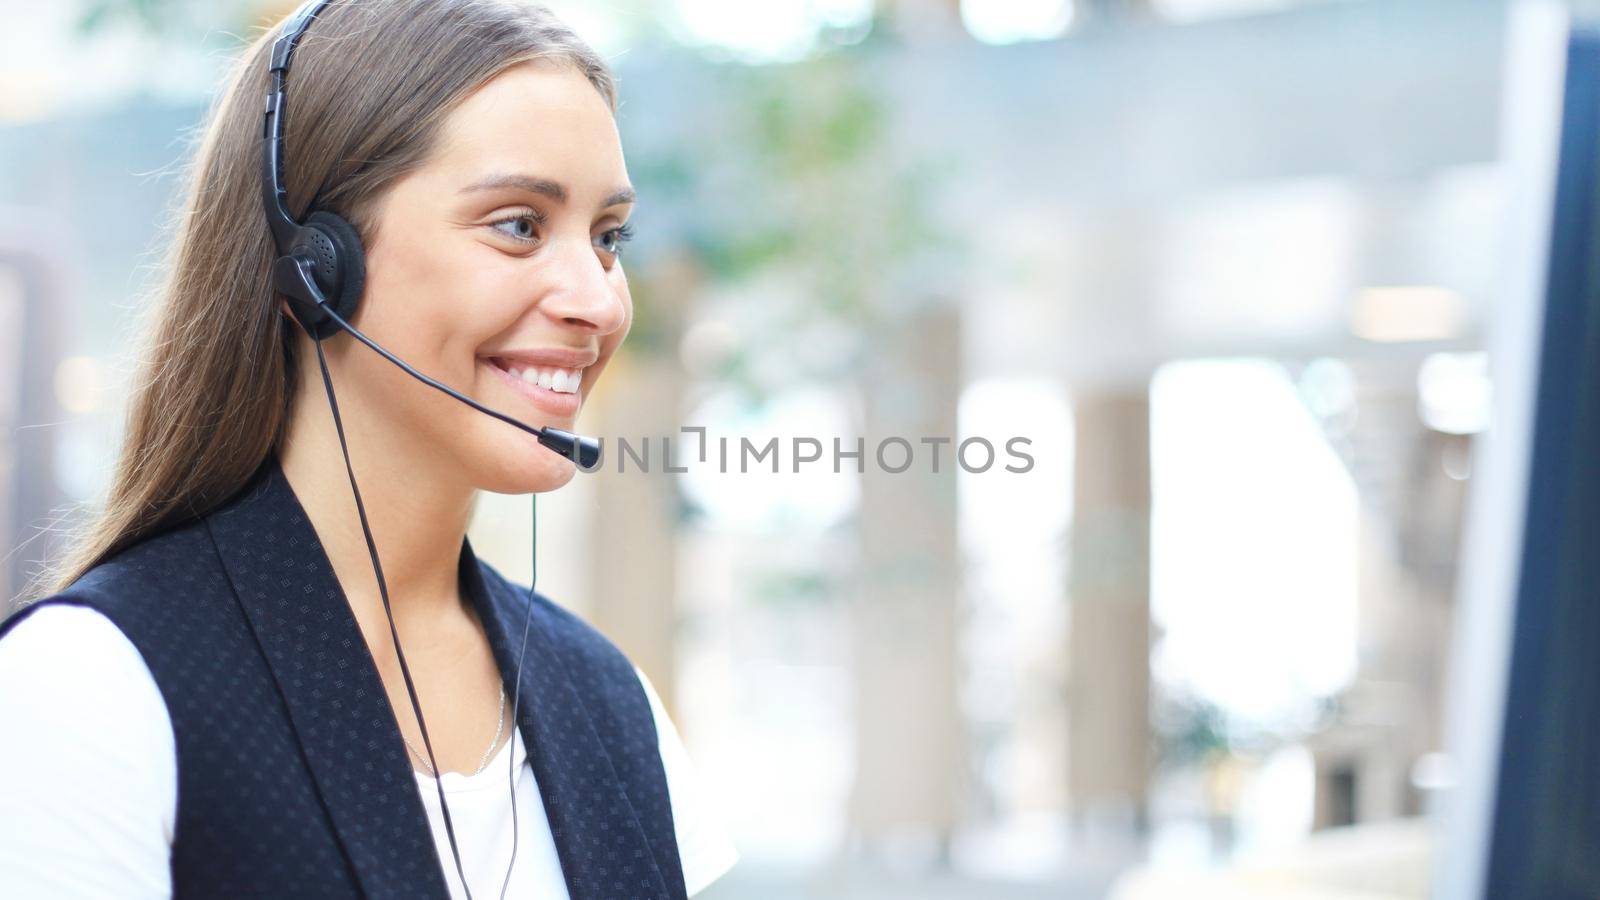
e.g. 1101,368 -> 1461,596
1418,351 -> 1490,435
672,0 -> 875,62
1351,286 -> 1466,343
960,0 -> 1074,45
1149,0 -> 1297,24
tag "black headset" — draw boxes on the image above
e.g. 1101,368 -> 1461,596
260,2 -> 601,897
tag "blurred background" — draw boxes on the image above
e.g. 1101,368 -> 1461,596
0,0 -> 1514,896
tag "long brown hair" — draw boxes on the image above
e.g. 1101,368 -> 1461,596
40,0 -> 617,595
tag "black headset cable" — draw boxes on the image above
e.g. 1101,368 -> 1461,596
313,340 -> 477,900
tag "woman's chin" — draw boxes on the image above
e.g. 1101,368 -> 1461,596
475,447 -> 579,495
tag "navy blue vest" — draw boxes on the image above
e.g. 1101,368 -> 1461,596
0,457 -> 687,899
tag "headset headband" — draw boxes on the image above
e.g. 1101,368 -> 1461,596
261,0 -> 335,252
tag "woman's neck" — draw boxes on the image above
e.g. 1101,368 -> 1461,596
276,389 -> 478,647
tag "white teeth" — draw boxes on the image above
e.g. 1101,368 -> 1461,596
506,363 -> 582,394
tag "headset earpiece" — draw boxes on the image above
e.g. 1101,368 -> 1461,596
302,210 -> 366,321
275,210 -> 366,341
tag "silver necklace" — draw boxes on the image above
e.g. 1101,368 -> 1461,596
403,681 -> 508,778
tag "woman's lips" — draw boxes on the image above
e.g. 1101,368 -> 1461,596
484,358 -> 581,418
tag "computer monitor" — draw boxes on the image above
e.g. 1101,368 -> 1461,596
1438,3 -> 1600,897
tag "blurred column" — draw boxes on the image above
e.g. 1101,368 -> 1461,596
0,243 -> 65,611
584,256 -> 694,710
1309,356 -> 1467,827
1066,389 -> 1151,829
849,304 -> 966,850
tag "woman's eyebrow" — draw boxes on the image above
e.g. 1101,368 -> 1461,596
458,172 -> 635,208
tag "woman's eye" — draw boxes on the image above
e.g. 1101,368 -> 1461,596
489,213 -> 542,244
597,222 -> 636,257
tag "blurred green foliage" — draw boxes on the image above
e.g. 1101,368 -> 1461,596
76,0 -> 254,37
77,0 -> 179,33
632,43 -> 963,404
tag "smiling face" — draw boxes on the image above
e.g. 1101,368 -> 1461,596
319,61 -> 634,495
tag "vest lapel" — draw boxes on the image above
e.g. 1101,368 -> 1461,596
461,541 -> 678,900
205,458 -> 451,900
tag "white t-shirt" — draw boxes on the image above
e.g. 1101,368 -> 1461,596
0,604 -> 737,899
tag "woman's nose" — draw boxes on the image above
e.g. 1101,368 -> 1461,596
536,237 -> 627,335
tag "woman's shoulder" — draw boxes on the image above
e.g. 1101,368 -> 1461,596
67,517 -> 220,599
0,603 -> 177,776
0,601 -> 130,696
13,518 -> 223,635
0,603 -> 179,895
14,519 -> 241,655
0,600 -> 145,664
0,602 -> 172,724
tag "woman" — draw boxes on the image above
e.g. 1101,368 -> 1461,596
0,1 -> 737,898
